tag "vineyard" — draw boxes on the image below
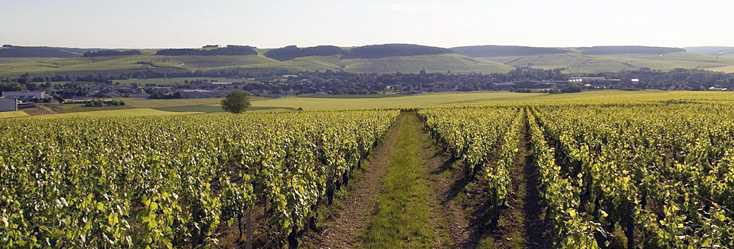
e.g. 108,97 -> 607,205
0,111 -> 399,248
3,99 -> 734,248
419,102 -> 734,248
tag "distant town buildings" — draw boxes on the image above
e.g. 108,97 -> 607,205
0,98 -> 18,112
708,87 -> 729,91
568,77 -> 622,83
2,91 -> 47,102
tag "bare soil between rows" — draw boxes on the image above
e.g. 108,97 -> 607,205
300,114 -> 404,248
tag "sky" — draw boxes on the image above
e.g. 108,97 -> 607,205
1,0 -> 733,49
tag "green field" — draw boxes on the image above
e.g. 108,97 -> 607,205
8,90 -> 734,119
710,64 -> 734,73
0,53 -> 515,77
463,90 -> 734,105
3,50 -> 734,77
4,92 -> 538,119
49,103 -> 130,113
248,92 -> 540,111
0,110 -> 29,118
337,54 -> 514,74
29,108 -> 200,119
45,98 -> 231,114
480,52 -> 734,74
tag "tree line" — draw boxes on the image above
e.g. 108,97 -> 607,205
155,45 -> 257,56
83,50 -> 142,57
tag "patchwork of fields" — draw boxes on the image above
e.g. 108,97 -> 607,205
2,49 -> 734,76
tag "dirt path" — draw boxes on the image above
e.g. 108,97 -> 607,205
485,110 -> 549,249
423,127 -> 473,247
303,114 -> 403,248
306,112 -> 546,249
38,105 -> 57,114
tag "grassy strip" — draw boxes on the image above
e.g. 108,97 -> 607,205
359,113 -> 436,248
0,111 -> 29,119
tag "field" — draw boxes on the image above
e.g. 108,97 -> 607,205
1,92 -> 540,119
248,91 -> 540,110
29,108 -> 201,118
4,91 -> 734,249
0,111 -> 28,118
3,50 -> 734,77
710,65 -> 734,73
337,54 -> 514,74
0,53 -> 514,77
480,52 -> 734,74
7,90 -> 734,119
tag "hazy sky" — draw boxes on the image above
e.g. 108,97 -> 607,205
1,0 -> 733,48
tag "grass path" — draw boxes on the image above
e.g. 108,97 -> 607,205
301,114 -> 403,248
304,111 -> 551,248
359,113 -> 451,248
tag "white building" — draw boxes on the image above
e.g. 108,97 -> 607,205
2,91 -> 47,101
0,98 -> 18,112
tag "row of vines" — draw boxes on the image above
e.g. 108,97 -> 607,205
5,102 -> 734,248
534,103 -> 734,248
0,110 -> 399,248
421,103 -> 734,248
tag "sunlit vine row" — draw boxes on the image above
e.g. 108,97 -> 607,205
0,110 -> 398,248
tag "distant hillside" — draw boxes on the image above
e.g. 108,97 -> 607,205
339,53 -> 514,74
155,45 -> 257,56
452,45 -> 569,57
2,43 -> 734,76
0,45 -> 82,58
264,45 -> 347,61
83,50 -> 142,57
685,46 -> 734,56
343,44 -> 453,59
579,46 -> 685,55
480,52 -> 734,74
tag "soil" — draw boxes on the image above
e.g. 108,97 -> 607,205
422,128 -> 473,248
483,110 -> 550,249
298,111 -> 551,248
303,114 -> 403,248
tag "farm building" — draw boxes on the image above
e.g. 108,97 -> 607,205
64,96 -> 95,103
569,77 -> 622,83
2,91 -> 47,101
708,87 -> 729,91
0,98 -> 18,112
180,89 -> 229,98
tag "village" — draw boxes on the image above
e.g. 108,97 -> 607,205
1,70 -> 731,115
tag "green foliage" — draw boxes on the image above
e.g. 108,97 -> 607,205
360,114 -> 436,248
420,107 -> 523,229
0,110 -> 399,248
534,103 -> 734,247
421,102 -> 734,248
221,90 -> 251,113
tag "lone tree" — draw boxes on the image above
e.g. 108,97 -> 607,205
221,90 -> 251,113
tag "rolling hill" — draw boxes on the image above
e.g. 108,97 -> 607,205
1,44 -> 734,76
477,52 -> 734,73
453,45 -> 734,74
338,53 -> 513,73
452,45 -> 569,57
0,44 -> 512,76
685,46 -> 734,56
